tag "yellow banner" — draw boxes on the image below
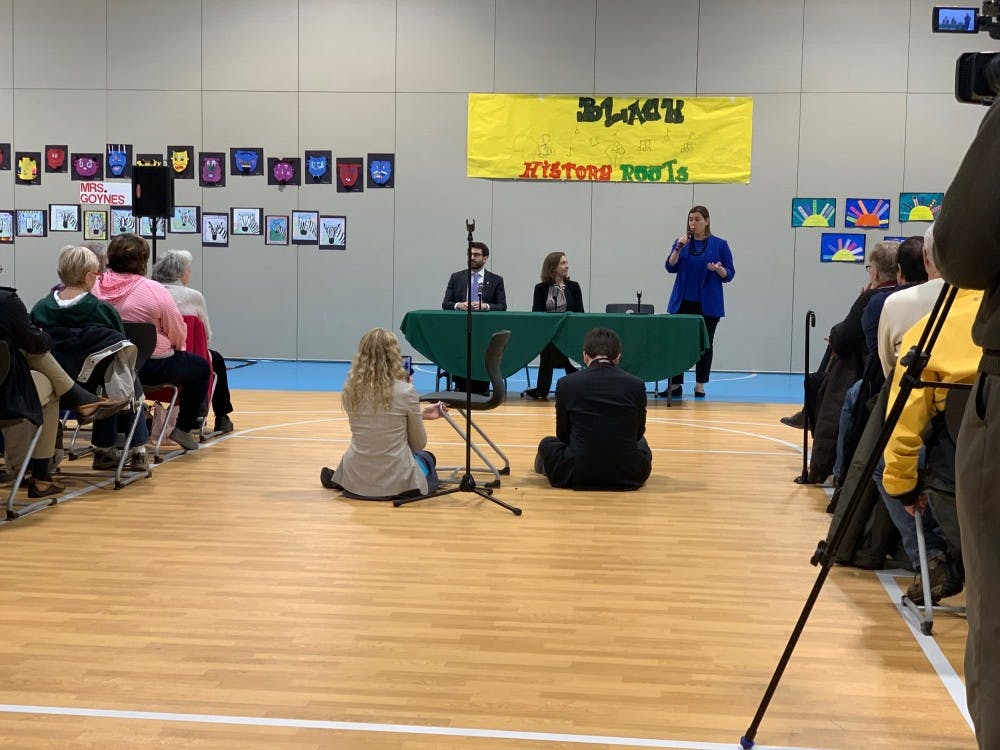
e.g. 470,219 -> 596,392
467,93 -> 753,184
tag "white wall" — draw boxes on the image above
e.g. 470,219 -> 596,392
0,0 -> 993,371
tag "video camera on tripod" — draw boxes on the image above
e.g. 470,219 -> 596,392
933,3 -> 1000,103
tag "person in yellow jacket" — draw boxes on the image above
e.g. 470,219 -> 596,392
882,288 -> 982,601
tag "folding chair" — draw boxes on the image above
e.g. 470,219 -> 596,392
901,386 -> 969,635
0,342 -> 46,520
123,321 -> 183,464
420,331 -> 511,488
181,315 -> 220,442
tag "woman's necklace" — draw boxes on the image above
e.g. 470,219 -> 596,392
688,237 -> 707,257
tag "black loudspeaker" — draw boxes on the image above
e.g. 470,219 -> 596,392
132,165 -> 174,218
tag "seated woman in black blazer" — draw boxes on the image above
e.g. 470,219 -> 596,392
521,252 -> 584,401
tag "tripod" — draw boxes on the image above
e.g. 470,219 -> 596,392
394,220 -> 522,515
740,283 -> 965,749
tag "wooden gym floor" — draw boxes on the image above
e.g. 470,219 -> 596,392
0,392 -> 976,749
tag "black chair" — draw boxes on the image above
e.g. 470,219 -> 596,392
605,303 -> 654,315
0,341 -> 46,520
420,331 -> 511,487
605,303 -> 663,396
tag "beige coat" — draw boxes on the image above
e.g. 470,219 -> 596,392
332,380 -> 428,498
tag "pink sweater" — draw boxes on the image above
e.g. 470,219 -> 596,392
93,270 -> 186,358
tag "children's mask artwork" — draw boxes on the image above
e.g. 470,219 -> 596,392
273,160 -> 294,183
16,153 -> 40,184
308,154 -> 328,179
367,153 -> 395,189
199,152 -> 226,187
231,148 -> 263,176
71,153 -> 104,181
168,146 -> 194,179
304,150 -> 332,184
336,157 -> 364,192
106,144 -> 132,178
45,145 -> 67,172
267,157 -> 301,186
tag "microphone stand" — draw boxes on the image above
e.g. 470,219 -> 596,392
395,220 -> 521,515
635,290 -> 642,314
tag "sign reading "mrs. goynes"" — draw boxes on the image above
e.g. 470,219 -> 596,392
78,181 -> 131,205
467,93 -> 753,184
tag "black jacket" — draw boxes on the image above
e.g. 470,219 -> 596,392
0,288 -> 47,424
531,280 -> 584,313
546,361 -> 651,489
442,269 -> 507,311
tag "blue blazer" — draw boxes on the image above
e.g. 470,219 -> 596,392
665,235 -> 735,318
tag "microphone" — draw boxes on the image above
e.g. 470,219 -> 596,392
551,287 -> 559,307
636,289 -> 642,314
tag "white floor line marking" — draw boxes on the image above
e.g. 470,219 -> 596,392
0,704 -> 827,749
646,418 -> 803,454
875,570 -> 974,732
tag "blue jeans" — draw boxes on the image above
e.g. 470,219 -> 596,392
834,379 -> 862,482
873,457 -> 946,568
91,376 -> 148,449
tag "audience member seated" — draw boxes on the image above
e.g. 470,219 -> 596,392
1,284 -> 125,497
320,328 -> 446,499
782,241 -> 898,483
31,245 -> 149,471
151,249 -> 235,434
833,238 -> 925,484
881,286 -> 981,603
441,241 -> 506,396
521,251 -> 582,401
92,233 -> 210,452
535,327 -> 652,490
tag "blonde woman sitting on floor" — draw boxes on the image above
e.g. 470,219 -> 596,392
321,328 -> 446,500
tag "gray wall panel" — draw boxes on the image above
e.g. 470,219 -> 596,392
202,0 -> 298,91
908,0 -> 981,94
13,0 -> 107,90
396,0 -> 496,93
904,93 -> 986,190
300,0 -> 396,92
595,0 -> 699,93
108,0 -> 202,91
494,0 -> 597,93
393,92 -> 492,341
0,0 -> 12,89
802,0 -> 910,93
698,0 -> 804,94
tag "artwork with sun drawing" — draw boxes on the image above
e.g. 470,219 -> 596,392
845,198 -> 890,229
820,233 -> 866,263
791,198 -> 836,227
899,192 -> 943,222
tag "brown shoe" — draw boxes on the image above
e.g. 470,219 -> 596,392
27,478 -> 65,499
76,397 -> 131,425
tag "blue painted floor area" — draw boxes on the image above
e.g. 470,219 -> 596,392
226,359 -> 805,404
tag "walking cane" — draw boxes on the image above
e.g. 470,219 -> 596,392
793,310 -> 815,483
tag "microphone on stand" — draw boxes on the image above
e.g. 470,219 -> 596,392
636,290 -> 642,314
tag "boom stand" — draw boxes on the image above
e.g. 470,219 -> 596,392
394,220 -> 521,515
740,283 -> 961,749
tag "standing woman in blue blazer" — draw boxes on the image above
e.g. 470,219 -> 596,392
664,205 -> 735,398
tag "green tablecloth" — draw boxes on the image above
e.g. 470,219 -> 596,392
400,311 -> 565,380
400,310 -> 709,382
552,313 -> 708,382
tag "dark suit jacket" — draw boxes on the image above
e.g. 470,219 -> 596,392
545,361 -> 651,489
442,269 -> 506,311
531,280 -> 584,313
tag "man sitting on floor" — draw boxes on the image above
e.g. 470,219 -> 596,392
534,327 -> 652,490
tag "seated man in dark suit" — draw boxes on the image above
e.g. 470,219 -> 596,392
441,241 -> 507,395
534,327 -> 652,490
